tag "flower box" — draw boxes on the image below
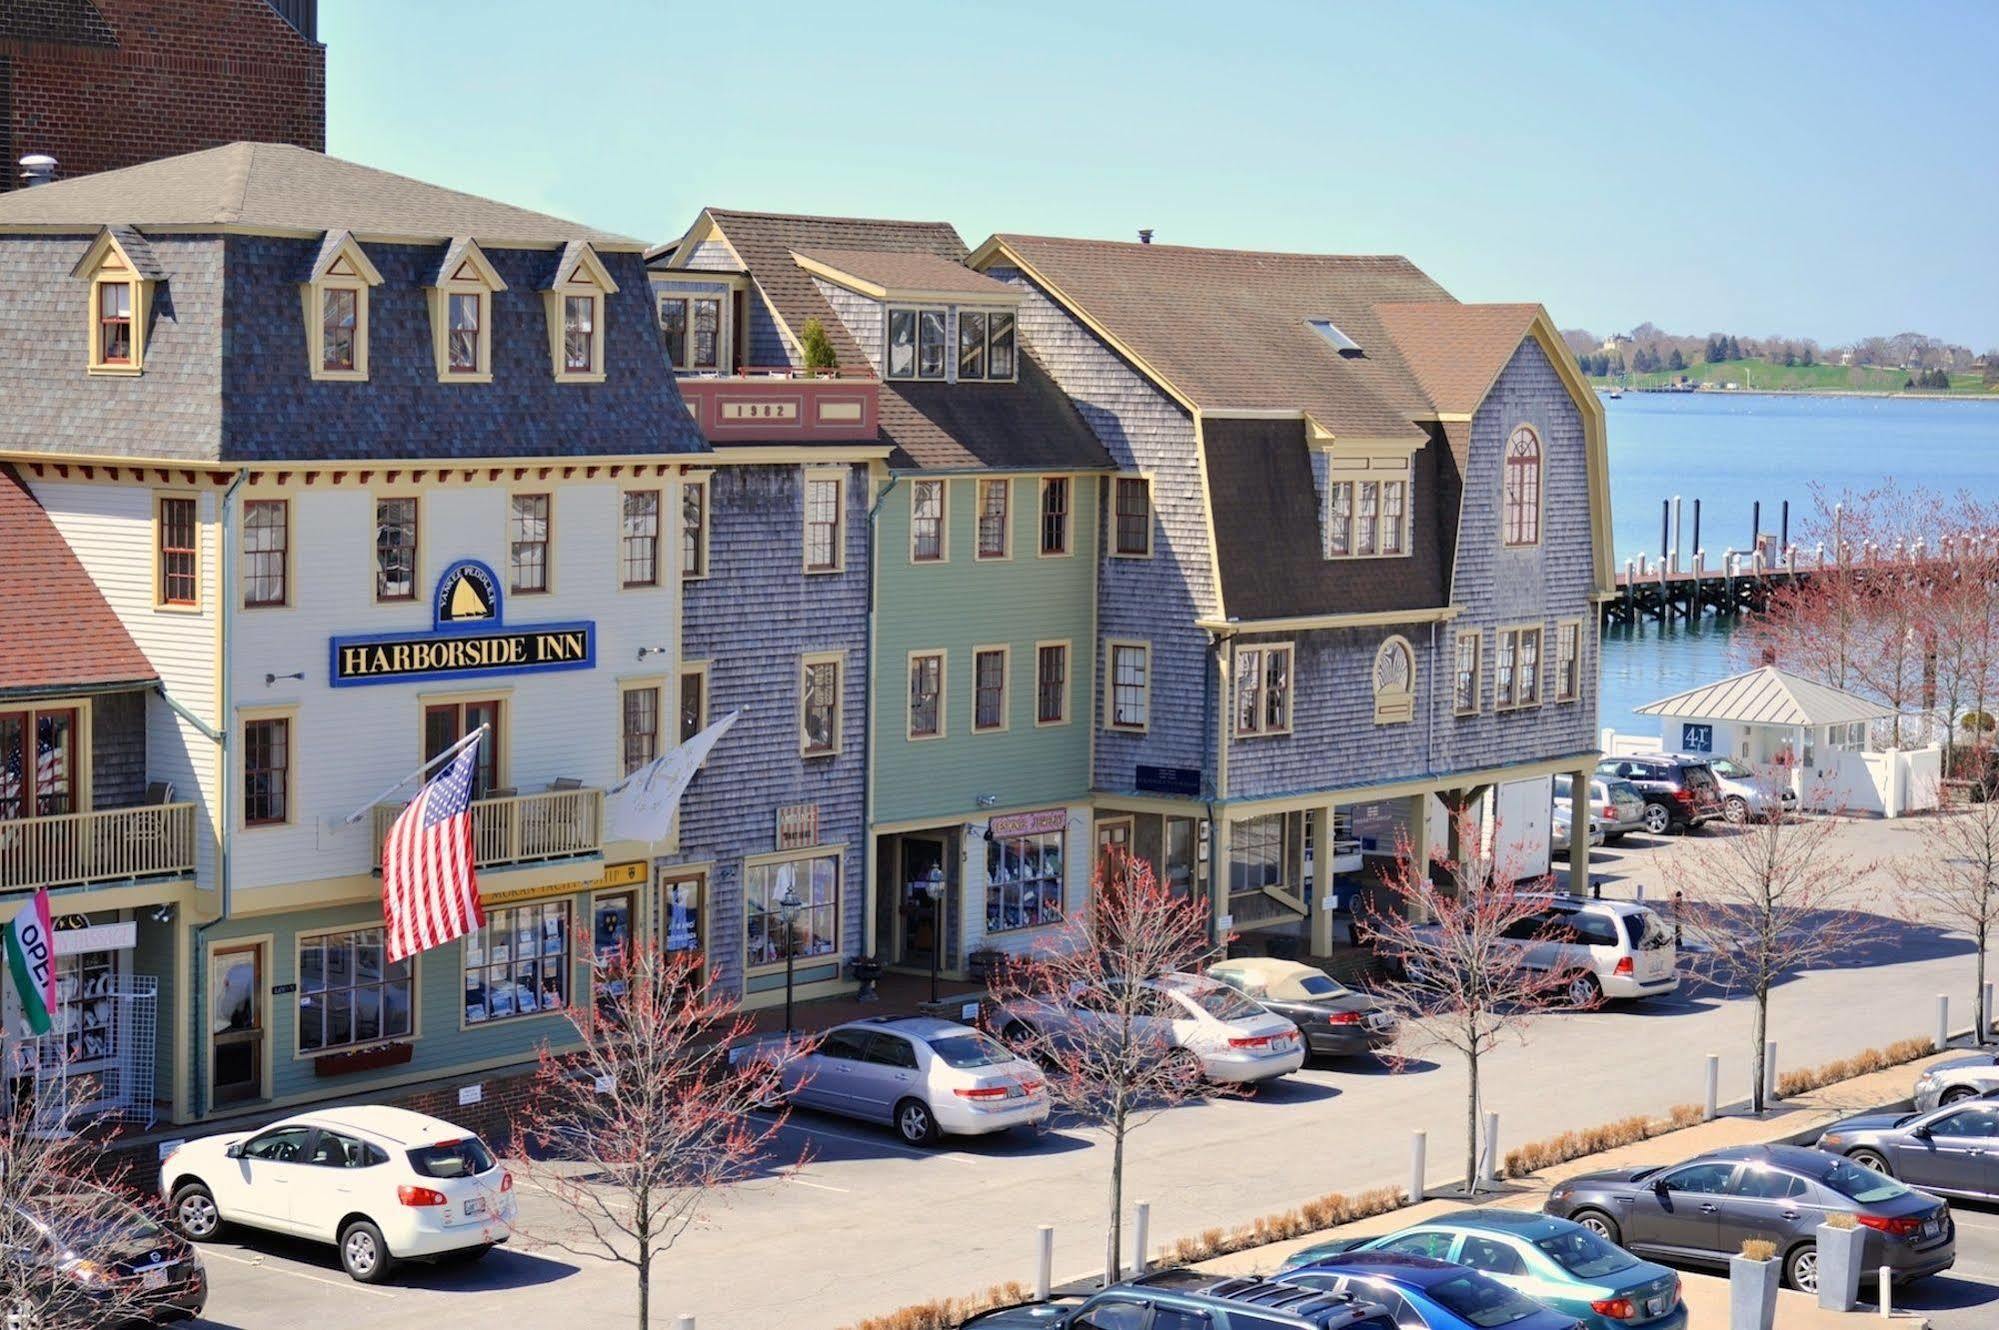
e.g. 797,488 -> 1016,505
312,1041 -> 414,1078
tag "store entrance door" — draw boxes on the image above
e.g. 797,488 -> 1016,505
211,945 -> 263,1106
897,834 -> 950,969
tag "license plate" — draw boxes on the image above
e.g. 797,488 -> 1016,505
462,1197 -> 488,1218
1647,1295 -> 1666,1316
1923,1219 -> 1941,1238
1366,1012 -> 1394,1031
141,1269 -> 169,1290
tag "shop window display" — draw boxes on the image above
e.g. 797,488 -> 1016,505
463,902 -> 570,1024
985,831 -> 1064,933
744,855 -> 838,968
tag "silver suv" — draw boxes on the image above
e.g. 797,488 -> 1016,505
1499,894 -> 1680,1005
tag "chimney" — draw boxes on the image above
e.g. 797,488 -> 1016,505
1137,228 -> 1154,245
18,154 -> 57,188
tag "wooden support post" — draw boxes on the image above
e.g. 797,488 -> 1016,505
1405,791 -> 1431,922
1568,765 -> 1592,893
1310,804 -> 1336,956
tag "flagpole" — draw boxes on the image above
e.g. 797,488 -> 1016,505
340,724 -> 489,826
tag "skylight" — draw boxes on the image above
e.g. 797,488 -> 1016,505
1306,318 -> 1362,356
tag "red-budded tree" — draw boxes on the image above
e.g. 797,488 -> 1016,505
991,851 -> 1218,1284
1668,781 -> 1877,1112
1360,809 -> 1578,1193
511,942 -> 798,1329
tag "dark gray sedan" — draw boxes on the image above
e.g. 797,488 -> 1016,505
1543,1143 -> 1954,1294
1818,1099 -> 1999,1201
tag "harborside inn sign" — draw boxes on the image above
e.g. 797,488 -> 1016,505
329,560 -> 595,687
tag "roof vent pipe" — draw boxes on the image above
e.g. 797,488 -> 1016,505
1137,228 -> 1154,245
18,154 -> 57,187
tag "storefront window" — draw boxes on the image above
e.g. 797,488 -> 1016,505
463,902 -> 570,1024
744,855 -> 838,969
1164,816 -> 1198,898
662,876 -> 703,953
298,926 -> 413,1053
51,948 -> 119,1065
592,894 -> 634,1015
985,831 -> 1064,933
1230,814 -> 1290,895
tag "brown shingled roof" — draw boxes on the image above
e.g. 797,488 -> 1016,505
0,467 -> 156,696
986,234 -> 1450,441
1373,301 -> 1543,416
793,247 -> 1017,300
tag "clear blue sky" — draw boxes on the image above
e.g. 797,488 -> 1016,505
325,1 -> 1997,350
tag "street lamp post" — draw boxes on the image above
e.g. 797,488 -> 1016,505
778,884 -> 803,1034
924,868 -> 945,1003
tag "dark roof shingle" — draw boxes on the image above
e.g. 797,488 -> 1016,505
794,247 -> 1017,299
0,467 -> 156,695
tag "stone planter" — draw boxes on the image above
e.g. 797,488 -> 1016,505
1815,1222 -> 1869,1311
1729,1252 -> 1780,1330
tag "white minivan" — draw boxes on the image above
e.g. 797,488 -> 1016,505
162,1105 -> 514,1283
1500,893 -> 1680,1005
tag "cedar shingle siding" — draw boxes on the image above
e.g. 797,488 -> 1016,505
667,463 -> 870,997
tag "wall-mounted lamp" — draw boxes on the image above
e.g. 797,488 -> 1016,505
264,671 -> 305,685
151,903 -> 175,925
636,646 -> 672,661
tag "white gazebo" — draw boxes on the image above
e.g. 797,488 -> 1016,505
1628,666 -> 1937,816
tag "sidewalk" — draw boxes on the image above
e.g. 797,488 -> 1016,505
1187,1049 -> 1958,1326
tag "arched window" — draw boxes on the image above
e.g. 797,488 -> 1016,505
1373,636 -> 1415,725
1504,424 -> 1543,546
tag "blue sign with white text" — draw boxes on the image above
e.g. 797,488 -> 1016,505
1681,722 -> 1714,753
328,559 -> 596,687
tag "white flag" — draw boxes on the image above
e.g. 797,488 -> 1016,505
603,710 -> 739,844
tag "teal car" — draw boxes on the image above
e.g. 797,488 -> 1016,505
1282,1210 -> 1686,1330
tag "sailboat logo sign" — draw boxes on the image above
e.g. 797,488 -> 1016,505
328,559 -> 596,687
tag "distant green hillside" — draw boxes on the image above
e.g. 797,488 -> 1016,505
1586,358 -> 1994,395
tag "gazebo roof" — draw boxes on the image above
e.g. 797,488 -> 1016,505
1636,666 -> 1894,728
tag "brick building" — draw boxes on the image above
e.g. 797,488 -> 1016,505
1,0 -> 323,191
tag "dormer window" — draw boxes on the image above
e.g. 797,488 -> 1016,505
427,239 -> 506,384
1325,466 -> 1412,559
74,227 -> 158,376
887,307 -> 947,380
957,310 -> 1018,382
302,231 -> 383,382
544,241 -> 618,383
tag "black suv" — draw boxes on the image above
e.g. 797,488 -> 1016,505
963,1269 -> 1399,1328
1597,755 -> 1722,835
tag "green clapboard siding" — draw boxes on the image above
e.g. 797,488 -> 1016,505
873,473 -> 1098,825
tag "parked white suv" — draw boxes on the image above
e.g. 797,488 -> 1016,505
1499,894 -> 1680,1005
162,1105 -> 514,1283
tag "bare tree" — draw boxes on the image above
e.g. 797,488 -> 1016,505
1360,809 -> 1576,1193
991,851 -> 1218,1283
1906,780 -> 1999,1045
0,1056 -> 178,1327
1669,786 -> 1878,1112
511,941 -> 797,1329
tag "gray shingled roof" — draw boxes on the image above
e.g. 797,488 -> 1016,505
1636,667 -> 1895,726
794,247 -> 1017,299
0,142 -> 638,249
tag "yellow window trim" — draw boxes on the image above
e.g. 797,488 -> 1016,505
1555,618 -> 1585,703
545,242 -> 619,385
151,489 -> 205,614
369,489 -> 424,606
1033,638 -> 1072,728
289,924 -> 422,1060
909,476 -> 949,564
236,704 -> 300,831
412,688 -> 512,790
802,467 -> 847,575
974,476 -> 1013,561
1109,474 -> 1155,560
1503,422 -> 1546,550
1453,627 -> 1484,717
77,231 -> 151,376
618,485 -> 665,590
506,487 -> 554,596
800,650 -> 844,758
907,648 -> 948,742
301,234 -> 384,382
970,643 -> 1011,734
0,699 -> 96,815
1232,640 -> 1295,738
1104,637 -> 1151,734
679,475 -> 712,582
1037,474 -> 1074,559
616,675 -> 667,782
1493,622 -> 1546,712
427,240 -> 507,385
238,495 -> 294,611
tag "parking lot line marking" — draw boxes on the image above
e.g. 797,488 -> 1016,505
756,1113 -> 977,1163
785,1175 -> 850,1193
204,1247 -> 397,1298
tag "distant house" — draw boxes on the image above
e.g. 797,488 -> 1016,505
1599,333 -> 1633,354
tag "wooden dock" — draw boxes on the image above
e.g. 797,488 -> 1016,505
1602,542 -> 1960,626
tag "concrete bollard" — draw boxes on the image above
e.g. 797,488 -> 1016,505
1037,1225 -> 1054,1301
1482,1111 -> 1500,1186
1986,983 -> 1995,1040
1878,1266 -> 1892,1317
1410,1131 -> 1427,1204
1938,995 -> 1951,1051
675,1317 -> 695,1330
1133,1201 -> 1150,1277
1704,1054 -> 1720,1121
1764,1041 -> 1779,1104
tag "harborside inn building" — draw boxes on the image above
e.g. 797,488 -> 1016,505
0,143 -> 706,1125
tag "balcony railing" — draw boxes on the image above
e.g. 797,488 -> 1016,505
0,804 -> 198,893
372,787 -> 603,872
677,369 -> 880,443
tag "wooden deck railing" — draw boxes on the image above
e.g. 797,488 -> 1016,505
0,803 -> 198,892
372,787 -> 603,871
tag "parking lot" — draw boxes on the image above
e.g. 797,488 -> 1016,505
187,818 -> 1999,1329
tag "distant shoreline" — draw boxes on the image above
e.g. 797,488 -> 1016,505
1594,385 -> 1999,403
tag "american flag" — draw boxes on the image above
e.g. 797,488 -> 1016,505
382,744 -> 485,963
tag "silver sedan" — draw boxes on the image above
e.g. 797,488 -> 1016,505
778,1016 -> 1048,1146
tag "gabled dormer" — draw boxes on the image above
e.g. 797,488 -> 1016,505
301,230 -> 384,382
544,240 -> 620,384
426,237 -> 507,384
71,225 -> 164,377
790,248 -> 1020,384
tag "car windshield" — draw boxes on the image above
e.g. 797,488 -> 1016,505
407,1137 -> 497,1180
927,1032 -> 1015,1069
1183,985 -> 1263,1021
32,1198 -> 163,1249
1821,1157 -> 1910,1204
1536,1227 -> 1641,1279
1621,910 -> 1672,950
1428,1272 -> 1549,1327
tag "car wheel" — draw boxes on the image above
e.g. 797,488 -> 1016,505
1000,1018 -> 1038,1051
1849,1149 -> 1893,1176
171,1182 -> 223,1241
1564,971 -> 1603,1009
1174,1048 -> 1208,1087
894,1098 -> 939,1147
1642,803 -> 1673,835
1785,1242 -> 1818,1294
1572,1208 -> 1622,1244
340,1219 -> 396,1284
1723,795 -> 1749,825
1941,1085 -> 1978,1106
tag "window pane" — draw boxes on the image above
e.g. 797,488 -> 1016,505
623,686 -> 660,775
448,292 -> 481,372
975,650 -> 1005,730
918,310 -> 947,378
375,497 -> 417,601
158,497 -> 198,605
563,295 -> 596,372
910,655 -> 942,736
988,312 -> 1016,378
681,481 -> 707,577
1112,646 -> 1148,728
622,490 -> 660,586
322,287 -> 357,372
977,479 -> 1008,558
803,660 -> 839,753
958,311 -> 987,380
1356,482 -> 1379,555
659,298 -> 688,367
510,494 -> 550,592
242,500 -> 287,607
1040,477 -> 1069,555
887,309 -> 916,378
1115,478 -> 1149,555
1382,480 -> 1406,554
1328,482 -> 1353,557
679,670 -> 705,743
805,478 -> 841,571
691,299 -> 720,369
1037,644 -> 1067,723
1265,647 -> 1290,730
912,481 -> 943,561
